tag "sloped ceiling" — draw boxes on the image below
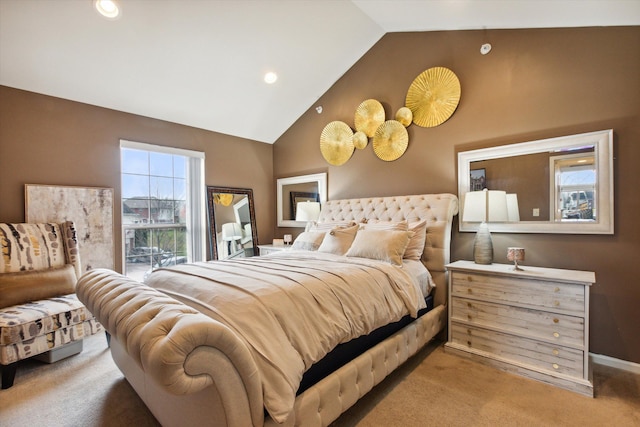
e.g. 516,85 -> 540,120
1,0 -> 638,144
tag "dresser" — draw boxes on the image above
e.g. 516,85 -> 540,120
445,260 -> 594,397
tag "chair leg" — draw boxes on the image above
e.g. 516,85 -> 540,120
1,362 -> 18,389
105,331 -> 111,347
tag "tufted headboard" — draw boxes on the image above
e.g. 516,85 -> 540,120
317,194 -> 458,308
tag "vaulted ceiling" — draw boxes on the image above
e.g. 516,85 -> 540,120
1,1 -> 638,144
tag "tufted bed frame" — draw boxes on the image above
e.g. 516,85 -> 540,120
77,193 -> 458,427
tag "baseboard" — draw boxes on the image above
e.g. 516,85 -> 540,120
590,352 -> 640,374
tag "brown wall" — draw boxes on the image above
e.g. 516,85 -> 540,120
273,27 -> 640,363
0,86 -> 275,271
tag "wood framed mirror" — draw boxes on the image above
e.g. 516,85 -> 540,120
207,186 -> 258,260
458,129 -> 613,234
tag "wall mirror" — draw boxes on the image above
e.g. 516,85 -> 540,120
277,173 -> 327,227
458,129 -> 613,234
207,186 -> 258,259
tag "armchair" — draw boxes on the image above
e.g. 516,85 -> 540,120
0,222 -> 103,389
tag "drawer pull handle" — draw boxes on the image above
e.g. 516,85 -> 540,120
555,287 -> 560,292
467,315 -> 472,321
467,341 -> 472,347
553,349 -> 559,355
467,329 -> 472,335
554,300 -> 560,307
467,288 -> 473,294
467,276 -> 473,282
467,302 -> 473,308
553,318 -> 559,324
553,332 -> 560,338
552,363 -> 559,370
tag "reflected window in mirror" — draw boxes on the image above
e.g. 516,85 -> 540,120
458,129 -> 613,234
207,187 -> 258,260
552,152 -> 596,222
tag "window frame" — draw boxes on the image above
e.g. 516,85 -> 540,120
120,140 -> 206,277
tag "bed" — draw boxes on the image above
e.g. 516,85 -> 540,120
76,193 -> 458,426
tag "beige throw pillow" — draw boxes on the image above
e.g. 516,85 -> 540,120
346,229 -> 411,266
318,225 -> 359,255
361,219 -> 408,231
291,231 -> 326,251
403,220 -> 428,260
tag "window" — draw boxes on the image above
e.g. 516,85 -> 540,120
120,140 -> 205,281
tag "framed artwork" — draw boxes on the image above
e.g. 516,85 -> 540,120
470,169 -> 486,191
25,184 -> 114,271
290,191 -> 319,219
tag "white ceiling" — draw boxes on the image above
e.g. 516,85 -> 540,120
1,1 -> 638,144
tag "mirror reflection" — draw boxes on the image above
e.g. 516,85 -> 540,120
277,173 -> 327,227
470,146 -> 596,222
458,129 -> 613,234
207,186 -> 258,259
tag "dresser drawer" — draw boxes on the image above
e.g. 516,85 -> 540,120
450,323 -> 584,377
451,297 -> 585,348
451,272 -> 585,316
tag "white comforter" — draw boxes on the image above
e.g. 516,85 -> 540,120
145,251 -> 427,423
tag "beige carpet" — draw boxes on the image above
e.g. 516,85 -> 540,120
1,333 -> 638,426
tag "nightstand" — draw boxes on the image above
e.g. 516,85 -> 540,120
445,260 -> 594,397
257,244 -> 293,256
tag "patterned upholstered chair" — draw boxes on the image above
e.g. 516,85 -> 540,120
0,222 -> 103,389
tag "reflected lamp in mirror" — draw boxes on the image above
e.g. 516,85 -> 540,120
506,194 -> 520,222
295,201 -> 321,222
463,189 -> 508,265
222,222 -> 243,255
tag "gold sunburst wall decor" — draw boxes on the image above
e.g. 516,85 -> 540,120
405,66 -> 461,128
213,193 -> 233,206
372,120 -> 409,162
354,99 -> 385,137
352,131 -> 368,150
395,107 -> 413,127
320,121 -> 355,166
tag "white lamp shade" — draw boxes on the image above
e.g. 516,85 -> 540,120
506,193 -> 520,222
295,201 -> 321,222
222,222 -> 243,240
462,189 -> 509,223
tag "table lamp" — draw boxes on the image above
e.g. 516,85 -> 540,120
295,201 -> 321,223
462,189 -> 508,264
222,222 -> 243,255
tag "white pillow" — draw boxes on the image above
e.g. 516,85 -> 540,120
307,220 -> 356,232
318,225 -> 358,255
404,220 -> 428,260
346,229 -> 411,266
291,231 -> 326,251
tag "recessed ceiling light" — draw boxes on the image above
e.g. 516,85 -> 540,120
264,72 -> 278,84
94,0 -> 120,19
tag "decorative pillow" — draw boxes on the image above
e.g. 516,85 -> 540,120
360,219 -> 408,231
291,231 -> 326,251
403,220 -> 428,260
346,229 -> 411,266
318,225 -> 359,255
306,220 -> 356,232
0,264 -> 77,309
